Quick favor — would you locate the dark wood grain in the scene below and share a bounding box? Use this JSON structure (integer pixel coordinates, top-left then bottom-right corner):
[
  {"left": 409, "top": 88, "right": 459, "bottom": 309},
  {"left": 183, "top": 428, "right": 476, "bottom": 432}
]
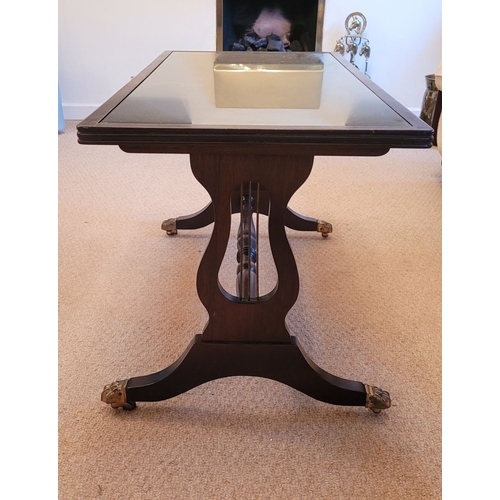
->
[
  {"left": 190, "top": 153, "right": 314, "bottom": 343},
  {"left": 126, "top": 335, "right": 367, "bottom": 407}
]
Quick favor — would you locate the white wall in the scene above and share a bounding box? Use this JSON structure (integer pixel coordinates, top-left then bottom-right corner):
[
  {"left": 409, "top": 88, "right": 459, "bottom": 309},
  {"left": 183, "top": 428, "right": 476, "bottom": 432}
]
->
[{"left": 58, "top": 0, "right": 441, "bottom": 119}]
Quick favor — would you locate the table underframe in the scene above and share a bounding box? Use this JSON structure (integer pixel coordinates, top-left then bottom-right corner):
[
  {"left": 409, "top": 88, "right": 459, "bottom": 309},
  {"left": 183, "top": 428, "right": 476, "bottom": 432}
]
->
[{"left": 101, "top": 153, "right": 391, "bottom": 413}]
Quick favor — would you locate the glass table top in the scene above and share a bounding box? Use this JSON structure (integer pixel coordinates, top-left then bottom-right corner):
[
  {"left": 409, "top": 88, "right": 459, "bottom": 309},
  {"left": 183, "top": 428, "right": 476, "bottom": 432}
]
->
[{"left": 101, "top": 51, "right": 409, "bottom": 129}]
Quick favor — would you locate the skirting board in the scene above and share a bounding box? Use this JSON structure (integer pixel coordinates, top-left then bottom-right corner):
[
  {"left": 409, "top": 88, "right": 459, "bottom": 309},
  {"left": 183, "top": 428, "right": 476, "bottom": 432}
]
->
[{"left": 62, "top": 105, "right": 101, "bottom": 121}]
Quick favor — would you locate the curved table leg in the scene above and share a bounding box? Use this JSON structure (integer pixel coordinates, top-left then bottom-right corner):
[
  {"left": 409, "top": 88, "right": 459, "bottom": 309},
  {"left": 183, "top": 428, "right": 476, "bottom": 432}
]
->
[
  {"left": 285, "top": 207, "right": 333, "bottom": 237},
  {"left": 160, "top": 192, "right": 260, "bottom": 236},
  {"left": 161, "top": 202, "right": 214, "bottom": 235},
  {"left": 101, "top": 335, "right": 391, "bottom": 413},
  {"left": 162, "top": 192, "right": 332, "bottom": 237}
]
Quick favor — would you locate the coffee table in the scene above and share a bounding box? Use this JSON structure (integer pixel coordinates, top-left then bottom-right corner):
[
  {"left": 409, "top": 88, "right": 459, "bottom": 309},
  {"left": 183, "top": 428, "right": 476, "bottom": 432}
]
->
[{"left": 77, "top": 51, "right": 433, "bottom": 413}]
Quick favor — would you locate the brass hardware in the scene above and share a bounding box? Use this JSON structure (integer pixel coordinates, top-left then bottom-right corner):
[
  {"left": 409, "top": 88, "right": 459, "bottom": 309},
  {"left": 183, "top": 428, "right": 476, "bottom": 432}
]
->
[
  {"left": 364, "top": 384, "right": 391, "bottom": 413},
  {"left": 101, "top": 379, "right": 136, "bottom": 410},
  {"left": 317, "top": 220, "right": 332, "bottom": 238},
  {"left": 161, "top": 218, "right": 177, "bottom": 235}
]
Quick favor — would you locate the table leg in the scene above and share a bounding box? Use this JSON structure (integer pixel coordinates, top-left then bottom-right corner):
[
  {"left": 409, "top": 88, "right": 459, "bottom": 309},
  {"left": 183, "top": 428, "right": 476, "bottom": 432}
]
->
[
  {"left": 284, "top": 207, "right": 333, "bottom": 237},
  {"left": 102, "top": 335, "right": 390, "bottom": 412},
  {"left": 162, "top": 192, "right": 332, "bottom": 237},
  {"left": 101, "top": 154, "right": 390, "bottom": 413},
  {"left": 161, "top": 202, "right": 214, "bottom": 235}
]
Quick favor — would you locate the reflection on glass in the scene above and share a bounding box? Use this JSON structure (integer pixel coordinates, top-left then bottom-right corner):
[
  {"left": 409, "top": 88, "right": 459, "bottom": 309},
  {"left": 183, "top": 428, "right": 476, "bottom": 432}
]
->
[
  {"left": 102, "top": 52, "right": 408, "bottom": 128},
  {"left": 213, "top": 52, "right": 324, "bottom": 109}
]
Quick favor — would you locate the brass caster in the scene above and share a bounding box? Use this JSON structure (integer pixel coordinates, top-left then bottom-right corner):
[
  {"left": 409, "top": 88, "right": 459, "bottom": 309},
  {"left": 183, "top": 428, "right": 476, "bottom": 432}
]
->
[
  {"left": 317, "top": 220, "right": 333, "bottom": 238},
  {"left": 101, "top": 379, "right": 137, "bottom": 411},
  {"left": 161, "top": 218, "right": 178, "bottom": 236},
  {"left": 364, "top": 384, "right": 391, "bottom": 413},
  {"left": 119, "top": 401, "right": 137, "bottom": 411}
]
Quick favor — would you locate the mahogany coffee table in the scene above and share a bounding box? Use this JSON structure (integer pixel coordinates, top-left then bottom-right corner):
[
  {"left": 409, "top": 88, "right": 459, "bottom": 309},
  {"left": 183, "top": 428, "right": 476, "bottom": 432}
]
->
[{"left": 77, "top": 51, "right": 433, "bottom": 413}]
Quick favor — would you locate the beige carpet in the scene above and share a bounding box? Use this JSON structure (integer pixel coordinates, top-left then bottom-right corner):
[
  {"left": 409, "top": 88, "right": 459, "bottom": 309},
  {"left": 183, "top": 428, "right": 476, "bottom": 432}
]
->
[{"left": 59, "top": 120, "right": 442, "bottom": 499}]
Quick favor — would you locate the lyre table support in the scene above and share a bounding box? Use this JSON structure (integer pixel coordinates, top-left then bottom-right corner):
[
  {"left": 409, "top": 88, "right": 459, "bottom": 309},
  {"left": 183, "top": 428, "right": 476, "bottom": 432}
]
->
[{"left": 101, "top": 153, "right": 391, "bottom": 413}]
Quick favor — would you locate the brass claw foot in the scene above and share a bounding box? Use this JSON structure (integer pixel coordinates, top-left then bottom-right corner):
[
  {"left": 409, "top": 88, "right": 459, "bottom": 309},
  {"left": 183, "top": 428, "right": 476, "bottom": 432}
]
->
[
  {"left": 101, "top": 379, "right": 137, "bottom": 410},
  {"left": 161, "top": 218, "right": 178, "bottom": 236},
  {"left": 317, "top": 220, "right": 333, "bottom": 238},
  {"left": 364, "top": 384, "right": 391, "bottom": 413}
]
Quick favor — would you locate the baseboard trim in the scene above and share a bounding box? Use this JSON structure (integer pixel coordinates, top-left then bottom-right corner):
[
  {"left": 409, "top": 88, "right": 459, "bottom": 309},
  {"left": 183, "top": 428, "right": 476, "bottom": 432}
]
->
[{"left": 62, "top": 105, "right": 99, "bottom": 121}]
